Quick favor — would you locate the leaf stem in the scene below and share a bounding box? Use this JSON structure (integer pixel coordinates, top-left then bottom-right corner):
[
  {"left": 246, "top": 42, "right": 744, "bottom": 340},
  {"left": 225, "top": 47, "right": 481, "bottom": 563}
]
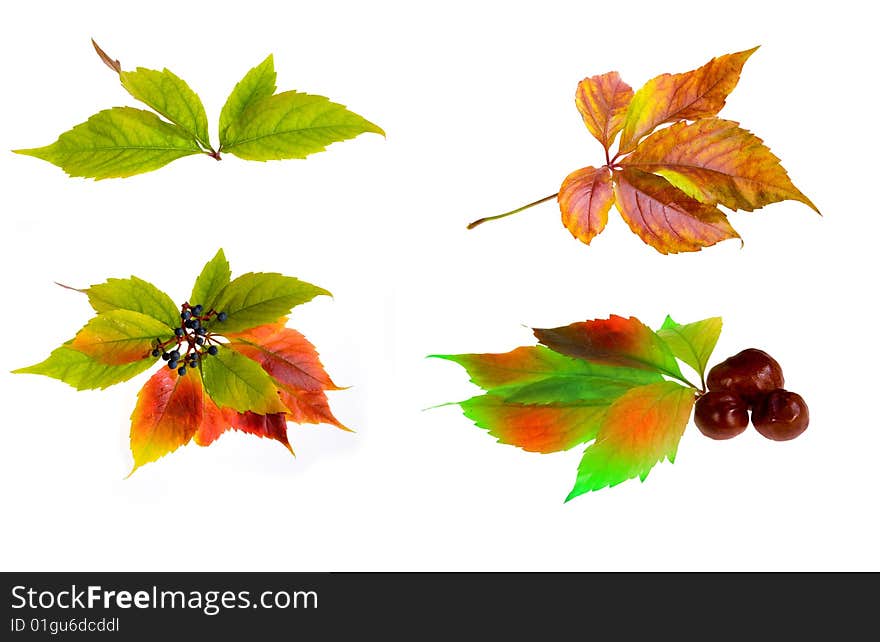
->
[
  {"left": 467, "top": 193, "right": 558, "bottom": 230},
  {"left": 91, "top": 39, "right": 121, "bottom": 74}
]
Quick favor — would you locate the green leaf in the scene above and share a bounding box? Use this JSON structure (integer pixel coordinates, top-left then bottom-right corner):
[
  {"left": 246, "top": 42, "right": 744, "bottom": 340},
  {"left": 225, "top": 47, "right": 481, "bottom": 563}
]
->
[
  {"left": 82, "top": 276, "right": 180, "bottom": 329},
  {"left": 14, "top": 107, "right": 202, "bottom": 179},
  {"left": 219, "top": 54, "right": 276, "bottom": 146},
  {"left": 433, "top": 347, "right": 661, "bottom": 403},
  {"left": 221, "top": 91, "right": 384, "bottom": 161},
  {"left": 566, "top": 381, "right": 696, "bottom": 500},
  {"left": 657, "top": 316, "right": 722, "bottom": 382},
  {"left": 211, "top": 272, "right": 330, "bottom": 334},
  {"left": 201, "top": 347, "right": 288, "bottom": 414},
  {"left": 70, "top": 310, "right": 174, "bottom": 365},
  {"left": 13, "top": 342, "right": 155, "bottom": 390},
  {"left": 119, "top": 67, "right": 211, "bottom": 148},
  {"left": 189, "top": 249, "right": 231, "bottom": 312}
]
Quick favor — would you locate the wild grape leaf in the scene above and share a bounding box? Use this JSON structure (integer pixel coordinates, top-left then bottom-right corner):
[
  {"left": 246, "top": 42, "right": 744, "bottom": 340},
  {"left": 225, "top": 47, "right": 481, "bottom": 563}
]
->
[
  {"left": 622, "top": 118, "right": 819, "bottom": 212},
  {"left": 470, "top": 47, "right": 817, "bottom": 254},
  {"left": 189, "top": 249, "right": 231, "bottom": 313},
  {"left": 438, "top": 314, "right": 718, "bottom": 497},
  {"left": 656, "top": 316, "right": 722, "bottom": 382},
  {"left": 226, "top": 320, "right": 340, "bottom": 392},
  {"left": 460, "top": 395, "right": 608, "bottom": 453},
  {"left": 558, "top": 166, "right": 614, "bottom": 245},
  {"left": 201, "top": 346, "right": 288, "bottom": 415},
  {"left": 440, "top": 345, "right": 662, "bottom": 453},
  {"left": 15, "top": 42, "right": 383, "bottom": 178},
  {"left": 13, "top": 342, "right": 156, "bottom": 390},
  {"left": 612, "top": 167, "right": 740, "bottom": 254},
  {"left": 70, "top": 309, "right": 173, "bottom": 365},
  {"left": 226, "top": 410, "right": 293, "bottom": 452},
  {"left": 227, "top": 320, "right": 348, "bottom": 430},
  {"left": 221, "top": 91, "right": 385, "bottom": 161},
  {"left": 130, "top": 368, "right": 203, "bottom": 472},
  {"left": 194, "top": 388, "right": 293, "bottom": 453},
  {"left": 575, "top": 71, "right": 633, "bottom": 151},
  {"left": 14, "top": 107, "right": 201, "bottom": 179},
  {"left": 80, "top": 276, "right": 180, "bottom": 329},
  {"left": 219, "top": 55, "right": 277, "bottom": 146},
  {"left": 15, "top": 248, "right": 347, "bottom": 472},
  {"left": 434, "top": 346, "right": 660, "bottom": 401},
  {"left": 211, "top": 272, "right": 330, "bottom": 334},
  {"left": 533, "top": 315, "right": 686, "bottom": 382},
  {"left": 119, "top": 67, "right": 211, "bottom": 149},
  {"left": 617, "top": 47, "right": 757, "bottom": 154},
  {"left": 566, "top": 381, "right": 696, "bottom": 499}
]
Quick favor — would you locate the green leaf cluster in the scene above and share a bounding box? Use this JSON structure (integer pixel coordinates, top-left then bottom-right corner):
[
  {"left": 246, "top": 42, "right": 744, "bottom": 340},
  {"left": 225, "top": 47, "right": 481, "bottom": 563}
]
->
[
  {"left": 14, "top": 42, "right": 383, "bottom": 179},
  {"left": 439, "top": 315, "right": 723, "bottom": 499}
]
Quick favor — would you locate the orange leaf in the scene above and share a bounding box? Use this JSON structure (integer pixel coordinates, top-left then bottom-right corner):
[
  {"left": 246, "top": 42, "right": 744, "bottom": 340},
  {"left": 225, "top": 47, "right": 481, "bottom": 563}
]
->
[
  {"left": 622, "top": 118, "right": 818, "bottom": 213},
  {"left": 461, "top": 394, "right": 606, "bottom": 453},
  {"left": 227, "top": 321, "right": 340, "bottom": 391},
  {"left": 612, "top": 167, "right": 740, "bottom": 254},
  {"left": 277, "top": 385, "right": 349, "bottom": 431},
  {"left": 558, "top": 166, "right": 614, "bottom": 245},
  {"left": 192, "top": 382, "right": 230, "bottom": 447},
  {"left": 575, "top": 71, "right": 633, "bottom": 151},
  {"left": 129, "top": 368, "right": 202, "bottom": 472},
  {"left": 618, "top": 47, "right": 757, "bottom": 154}
]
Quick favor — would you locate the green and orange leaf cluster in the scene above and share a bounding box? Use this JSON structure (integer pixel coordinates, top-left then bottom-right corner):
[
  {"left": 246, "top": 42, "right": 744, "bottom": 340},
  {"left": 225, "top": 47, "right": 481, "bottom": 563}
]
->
[
  {"left": 437, "top": 314, "right": 723, "bottom": 500},
  {"left": 14, "top": 41, "right": 383, "bottom": 179},
  {"left": 14, "top": 250, "right": 348, "bottom": 472},
  {"left": 472, "top": 48, "right": 818, "bottom": 254}
]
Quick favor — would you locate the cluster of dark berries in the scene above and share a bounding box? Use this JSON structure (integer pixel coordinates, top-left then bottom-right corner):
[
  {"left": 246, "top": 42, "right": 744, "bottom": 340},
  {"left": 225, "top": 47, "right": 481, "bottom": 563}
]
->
[
  {"left": 150, "top": 302, "right": 228, "bottom": 376},
  {"left": 694, "top": 349, "right": 809, "bottom": 442}
]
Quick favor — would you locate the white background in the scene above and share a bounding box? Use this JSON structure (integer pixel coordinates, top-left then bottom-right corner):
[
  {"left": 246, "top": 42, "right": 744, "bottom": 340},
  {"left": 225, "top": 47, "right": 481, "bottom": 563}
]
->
[{"left": 1, "top": 0, "right": 877, "bottom": 571}]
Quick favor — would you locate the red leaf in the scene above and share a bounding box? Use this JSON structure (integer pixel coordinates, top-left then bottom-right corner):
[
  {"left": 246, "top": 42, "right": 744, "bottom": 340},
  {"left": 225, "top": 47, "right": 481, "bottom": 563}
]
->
[
  {"left": 533, "top": 315, "right": 684, "bottom": 379},
  {"left": 223, "top": 408, "right": 293, "bottom": 454},
  {"left": 612, "top": 167, "right": 740, "bottom": 254}
]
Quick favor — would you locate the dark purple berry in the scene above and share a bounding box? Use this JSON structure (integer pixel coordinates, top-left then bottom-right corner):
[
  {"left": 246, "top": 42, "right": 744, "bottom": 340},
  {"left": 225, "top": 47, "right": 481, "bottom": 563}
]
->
[
  {"left": 181, "top": 310, "right": 192, "bottom": 320},
  {"left": 174, "top": 327, "right": 185, "bottom": 337},
  {"left": 177, "top": 366, "right": 187, "bottom": 376},
  {"left": 193, "top": 304, "right": 203, "bottom": 316},
  {"left": 151, "top": 348, "right": 160, "bottom": 357},
  {"left": 217, "top": 312, "right": 227, "bottom": 322},
  {"left": 195, "top": 337, "right": 205, "bottom": 345},
  {"left": 208, "top": 345, "right": 219, "bottom": 355},
  {"left": 161, "top": 352, "right": 170, "bottom": 361}
]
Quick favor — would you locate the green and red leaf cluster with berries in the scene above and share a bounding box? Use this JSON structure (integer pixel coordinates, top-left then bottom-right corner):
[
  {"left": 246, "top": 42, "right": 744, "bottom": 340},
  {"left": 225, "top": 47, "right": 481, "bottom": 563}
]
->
[
  {"left": 14, "top": 250, "right": 348, "bottom": 473},
  {"left": 13, "top": 40, "right": 384, "bottom": 179},
  {"left": 468, "top": 47, "right": 818, "bottom": 254}
]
